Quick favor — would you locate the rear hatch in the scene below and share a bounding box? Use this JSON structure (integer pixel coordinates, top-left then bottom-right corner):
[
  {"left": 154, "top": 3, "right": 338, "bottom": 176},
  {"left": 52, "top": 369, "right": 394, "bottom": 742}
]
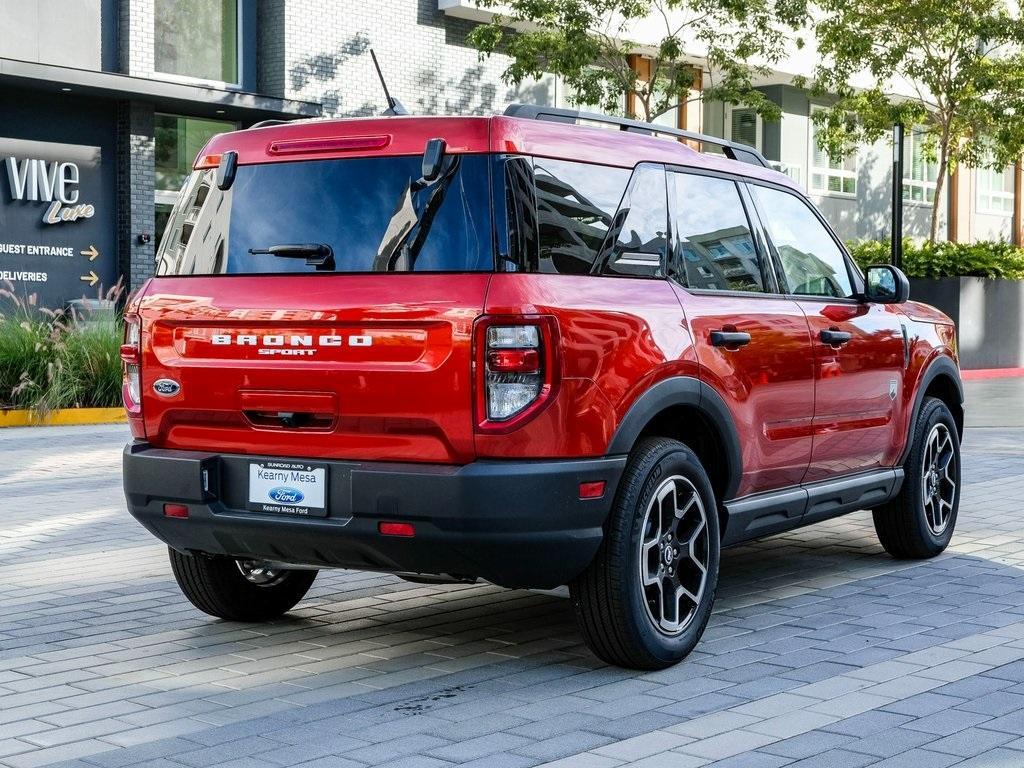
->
[{"left": 136, "top": 141, "right": 495, "bottom": 464}]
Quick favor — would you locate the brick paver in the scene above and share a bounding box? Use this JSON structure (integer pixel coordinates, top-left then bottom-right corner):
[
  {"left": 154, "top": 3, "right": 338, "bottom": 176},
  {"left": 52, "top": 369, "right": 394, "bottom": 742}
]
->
[{"left": 0, "top": 379, "right": 1022, "bottom": 767}]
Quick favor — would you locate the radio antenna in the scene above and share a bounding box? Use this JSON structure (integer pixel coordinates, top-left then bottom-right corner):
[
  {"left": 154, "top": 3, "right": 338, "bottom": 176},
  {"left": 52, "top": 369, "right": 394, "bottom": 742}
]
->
[{"left": 370, "top": 49, "right": 409, "bottom": 116}]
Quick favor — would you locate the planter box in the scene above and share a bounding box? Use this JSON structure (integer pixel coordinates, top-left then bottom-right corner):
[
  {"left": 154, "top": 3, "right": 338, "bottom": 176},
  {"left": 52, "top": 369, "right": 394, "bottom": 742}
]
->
[{"left": 910, "top": 277, "right": 1024, "bottom": 370}]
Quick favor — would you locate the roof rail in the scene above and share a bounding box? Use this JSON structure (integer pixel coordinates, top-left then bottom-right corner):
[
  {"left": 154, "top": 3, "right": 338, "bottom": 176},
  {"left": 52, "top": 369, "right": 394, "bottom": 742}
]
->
[
  {"left": 503, "top": 103, "right": 771, "bottom": 169},
  {"left": 248, "top": 118, "right": 298, "bottom": 129}
]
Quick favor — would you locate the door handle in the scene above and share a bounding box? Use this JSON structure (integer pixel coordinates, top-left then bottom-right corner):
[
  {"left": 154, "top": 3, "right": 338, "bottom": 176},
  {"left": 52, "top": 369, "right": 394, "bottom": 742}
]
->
[
  {"left": 710, "top": 330, "right": 752, "bottom": 348},
  {"left": 820, "top": 328, "right": 853, "bottom": 346}
]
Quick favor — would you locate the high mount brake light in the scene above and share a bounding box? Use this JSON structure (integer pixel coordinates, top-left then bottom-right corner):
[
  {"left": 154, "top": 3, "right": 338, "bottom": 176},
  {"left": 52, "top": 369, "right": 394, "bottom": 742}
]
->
[
  {"left": 475, "top": 318, "right": 558, "bottom": 431},
  {"left": 267, "top": 135, "right": 392, "bottom": 155},
  {"left": 122, "top": 316, "right": 142, "bottom": 416}
]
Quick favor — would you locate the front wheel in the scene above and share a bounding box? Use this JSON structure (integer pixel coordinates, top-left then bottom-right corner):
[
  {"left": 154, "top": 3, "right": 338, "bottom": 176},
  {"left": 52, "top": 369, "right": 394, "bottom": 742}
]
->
[
  {"left": 169, "top": 548, "right": 318, "bottom": 622},
  {"left": 873, "top": 397, "right": 961, "bottom": 559},
  {"left": 570, "top": 438, "right": 720, "bottom": 670}
]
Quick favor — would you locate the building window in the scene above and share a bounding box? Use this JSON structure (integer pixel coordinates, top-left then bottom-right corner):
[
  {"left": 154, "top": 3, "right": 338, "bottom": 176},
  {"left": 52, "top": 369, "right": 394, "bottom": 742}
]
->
[
  {"left": 903, "top": 129, "right": 938, "bottom": 204},
  {"left": 154, "top": 0, "right": 238, "bottom": 84},
  {"left": 977, "top": 164, "right": 1014, "bottom": 216},
  {"left": 154, "top": 114, "right": 236, "bottom": 241},
  {"left": 810, "top": 106, "right": 856, "bottom": 196}
]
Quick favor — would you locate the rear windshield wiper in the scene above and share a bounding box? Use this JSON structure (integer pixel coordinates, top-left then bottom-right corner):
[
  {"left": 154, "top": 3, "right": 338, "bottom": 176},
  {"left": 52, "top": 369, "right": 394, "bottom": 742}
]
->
[{"left": 248, "top": 243, "right": 335, "bottom": 271}]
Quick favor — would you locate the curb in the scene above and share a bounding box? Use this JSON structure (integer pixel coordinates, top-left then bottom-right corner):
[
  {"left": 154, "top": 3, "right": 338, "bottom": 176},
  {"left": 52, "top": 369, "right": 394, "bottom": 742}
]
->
[
  {"left": 0, "top": 408, "right": 127, "bottom": 428},
  {"left": 961, "top": 368, "right": 1024, "bottom": 381}
]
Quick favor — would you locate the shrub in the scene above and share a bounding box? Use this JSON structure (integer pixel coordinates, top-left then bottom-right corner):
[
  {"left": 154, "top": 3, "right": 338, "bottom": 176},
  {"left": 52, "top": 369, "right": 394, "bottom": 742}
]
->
[
  {"left": 847, "top": 240, "right": 1024, "bottom": 280},
  {"left": 0, "top": 284, "right": 124, "bottom": 413}
]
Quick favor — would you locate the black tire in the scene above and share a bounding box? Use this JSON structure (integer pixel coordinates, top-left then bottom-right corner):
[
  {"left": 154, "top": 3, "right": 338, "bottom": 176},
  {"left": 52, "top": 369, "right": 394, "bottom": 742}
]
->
[
  {"left": 873, "top": 397, "right": 961, "bottom": 559},
  {"left": 570, "top": 437, "right": 720, "bottom": 670},
  {"left": 168, "top": 548, "right": 318, "bottom": 621}
]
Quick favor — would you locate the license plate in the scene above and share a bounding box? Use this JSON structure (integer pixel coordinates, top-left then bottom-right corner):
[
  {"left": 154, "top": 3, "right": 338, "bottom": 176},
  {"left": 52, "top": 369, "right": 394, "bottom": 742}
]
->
[{"left": 247, "top": 460, "right": 328, "bottom": 517}]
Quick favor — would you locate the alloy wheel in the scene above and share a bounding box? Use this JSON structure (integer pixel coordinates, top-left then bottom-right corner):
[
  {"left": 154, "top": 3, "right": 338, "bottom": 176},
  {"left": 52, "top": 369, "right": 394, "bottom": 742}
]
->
[
  {"left": 920, "top": 422, "right": 957, "bottom": 535},
  {"left": 639, "top": 475, "right": 710, "bottom": 636}
]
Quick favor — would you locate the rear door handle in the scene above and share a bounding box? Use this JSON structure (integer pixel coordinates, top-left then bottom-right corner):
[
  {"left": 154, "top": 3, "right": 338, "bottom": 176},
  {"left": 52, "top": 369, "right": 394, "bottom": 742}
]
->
[
  {"left": 820, "top": 328, "right": 853, "bottom": 346},
  {"left": 710, "top": 330, "right": 752, "bottom": 348}
]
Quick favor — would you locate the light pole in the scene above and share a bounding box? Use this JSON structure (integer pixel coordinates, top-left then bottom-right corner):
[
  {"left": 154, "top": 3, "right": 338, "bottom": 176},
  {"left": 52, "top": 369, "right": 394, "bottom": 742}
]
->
[{"left": 892, "top": 123, "right": 905, "bottom": 268}]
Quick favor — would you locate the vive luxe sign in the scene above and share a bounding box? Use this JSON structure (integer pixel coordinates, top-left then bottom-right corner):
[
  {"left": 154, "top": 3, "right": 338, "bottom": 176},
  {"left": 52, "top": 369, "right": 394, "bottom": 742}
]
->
[{"left": 4, "top": 157, "right": 96, "bottom": 224}]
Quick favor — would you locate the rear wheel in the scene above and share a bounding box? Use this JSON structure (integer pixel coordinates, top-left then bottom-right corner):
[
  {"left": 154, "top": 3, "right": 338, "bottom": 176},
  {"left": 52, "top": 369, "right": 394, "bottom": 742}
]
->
[
  {"left": 570, "top": 438, "right": 720, "bottom": 669},
  {"left": 168, "top": 548, "right": 318, "bottom": 621},
  {"left": 873, "top": 397, "right": 960, "bottom": 558}
]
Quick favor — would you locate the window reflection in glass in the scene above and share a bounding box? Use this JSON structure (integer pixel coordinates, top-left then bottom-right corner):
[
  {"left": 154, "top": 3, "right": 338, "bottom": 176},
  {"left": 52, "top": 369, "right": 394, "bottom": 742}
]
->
[
  {"left": 668, "top": 173, "right": 765, "bottom": 292},
  {"left": 601, "top": 164, "right": 668, "bottom": 278},
  {"left": 751, "top": 185, "right": 854, "bottom": 299},
  {"left": 534, "top": 158, "right": 630, "bottom": 274},
  {"left": 155, "top": 0, "right": 238, "bottom": 83}
]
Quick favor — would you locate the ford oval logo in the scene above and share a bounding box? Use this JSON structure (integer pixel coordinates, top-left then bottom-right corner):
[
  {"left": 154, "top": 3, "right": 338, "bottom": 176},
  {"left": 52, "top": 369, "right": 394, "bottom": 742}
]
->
[
  {"left": 152, "top": 379, "right": 180, "bottom": 396},
  {"left": 268, "top": 487, "right": 304, "bottom": 504}
]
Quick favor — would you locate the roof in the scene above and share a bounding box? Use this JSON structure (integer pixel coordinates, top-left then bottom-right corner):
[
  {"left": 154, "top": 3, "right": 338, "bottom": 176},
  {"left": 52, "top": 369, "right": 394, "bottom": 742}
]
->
[{"left": 197, "top": 114, "right": 796, "bottom": 189}]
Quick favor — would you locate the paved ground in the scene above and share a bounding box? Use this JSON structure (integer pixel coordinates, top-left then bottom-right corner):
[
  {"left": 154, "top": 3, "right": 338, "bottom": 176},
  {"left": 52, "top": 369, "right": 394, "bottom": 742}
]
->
[{"left": 1, "top": 379, "right": 1023, "bottom": 768}]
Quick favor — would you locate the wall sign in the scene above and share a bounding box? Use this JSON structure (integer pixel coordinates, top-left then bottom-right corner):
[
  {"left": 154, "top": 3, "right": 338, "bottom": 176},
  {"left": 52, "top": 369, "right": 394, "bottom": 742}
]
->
[{"left": 0, "top": 138, "right": 115, "bottom": 308}]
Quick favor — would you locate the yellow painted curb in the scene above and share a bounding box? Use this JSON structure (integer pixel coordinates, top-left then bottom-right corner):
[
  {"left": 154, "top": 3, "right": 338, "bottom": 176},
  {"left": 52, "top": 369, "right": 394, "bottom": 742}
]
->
[{"left": 0, "top": 407, "right": 127, "bottom": 428}]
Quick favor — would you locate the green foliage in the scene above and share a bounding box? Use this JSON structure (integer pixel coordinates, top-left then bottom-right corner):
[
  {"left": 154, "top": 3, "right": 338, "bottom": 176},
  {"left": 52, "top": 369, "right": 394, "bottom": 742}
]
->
[
  {"left": 0, "top": 285, "right": 124, "bottom": 413},
  {"left": 847, "top": 240, "right": 1024, "bottom": 280},
  {"left": 467, "top": 0, "right": 808, "bottom": 122},
  {"left": 808, "top": 0, "right": 1024, "bottom": 242}
]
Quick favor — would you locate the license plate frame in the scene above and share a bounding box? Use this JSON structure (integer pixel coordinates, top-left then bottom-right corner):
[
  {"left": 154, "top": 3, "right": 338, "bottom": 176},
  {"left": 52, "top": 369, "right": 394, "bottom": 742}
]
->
[{"left": 247, "top": 460, "right": 328, "bottom": 517}]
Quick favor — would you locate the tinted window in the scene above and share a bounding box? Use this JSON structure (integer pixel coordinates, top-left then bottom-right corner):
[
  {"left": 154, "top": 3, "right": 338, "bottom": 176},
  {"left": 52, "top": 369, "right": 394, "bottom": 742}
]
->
[
  {"left": 598, "top": 164, "right": 668, "bottom": 278},
  {"left": 668, "top": 172, "right": 766, "bottom": 292},
  {"left": 534, "top": 158, "right": 630, "bottom": 274},
  {"left": 751, "top": 185, "right": 854, "bottom": 298},
  {"left": 156, "top": 155, "right": 493, "bottom": 275}
]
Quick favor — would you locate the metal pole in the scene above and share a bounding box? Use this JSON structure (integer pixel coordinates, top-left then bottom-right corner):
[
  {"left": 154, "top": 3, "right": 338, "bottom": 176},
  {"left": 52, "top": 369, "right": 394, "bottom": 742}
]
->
[{"left": 892, "top": 123, "right": 905, "bottom": 268}]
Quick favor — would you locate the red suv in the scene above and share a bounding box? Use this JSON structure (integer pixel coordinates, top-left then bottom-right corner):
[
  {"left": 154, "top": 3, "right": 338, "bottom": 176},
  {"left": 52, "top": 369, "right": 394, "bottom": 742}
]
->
[{"left": 122, "top": 106, "right": 964, "bottom": 669}]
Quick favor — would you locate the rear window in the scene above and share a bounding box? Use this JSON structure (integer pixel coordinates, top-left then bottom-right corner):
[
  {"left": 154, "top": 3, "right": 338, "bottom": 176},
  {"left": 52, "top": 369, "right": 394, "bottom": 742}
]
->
[{"left": 156, "top": 154, "right": 493, "bottom": 275}]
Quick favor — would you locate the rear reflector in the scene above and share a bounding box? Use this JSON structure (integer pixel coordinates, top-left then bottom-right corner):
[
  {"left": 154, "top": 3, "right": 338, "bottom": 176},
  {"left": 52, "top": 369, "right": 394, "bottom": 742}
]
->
[
  {"left": 163, "top": 504, "right": 189, "bottom": 519},
  {"left": 378, "top": 521, "right": 415, "bottom": 537},
  {"left": 578, "top": 481, "right": 606, "bottom": 499},
  {"left": 195, "top": 153, "right": 222, "bottom": 169},
  {"left": 268, "top": 135, "right": 391, "bottom": 155}
]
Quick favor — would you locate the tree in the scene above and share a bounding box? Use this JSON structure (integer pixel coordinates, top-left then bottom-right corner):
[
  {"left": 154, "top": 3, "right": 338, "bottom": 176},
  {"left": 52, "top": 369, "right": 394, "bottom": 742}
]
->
[
  {"left": 467, "top": 0, "right": 808, "bottom": 125},
  {"left": 809, "top": 0, "right": 1024, "bottom": 243}
]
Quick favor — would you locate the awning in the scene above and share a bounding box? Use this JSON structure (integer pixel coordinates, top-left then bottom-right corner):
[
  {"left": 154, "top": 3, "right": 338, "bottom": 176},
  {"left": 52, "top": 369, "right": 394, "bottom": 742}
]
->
[{"left": 0, "top": 58, "right": 321, "bottom": 122}]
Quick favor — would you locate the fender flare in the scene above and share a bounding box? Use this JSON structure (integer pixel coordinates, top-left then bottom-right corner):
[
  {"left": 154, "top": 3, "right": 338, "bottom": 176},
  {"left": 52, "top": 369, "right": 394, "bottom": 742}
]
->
[
  {"left": 899, "top": 355, "right": 964, "bottom": 465},
  {"left": 607, "top": 376, "right": 743, "bottom": 501}
]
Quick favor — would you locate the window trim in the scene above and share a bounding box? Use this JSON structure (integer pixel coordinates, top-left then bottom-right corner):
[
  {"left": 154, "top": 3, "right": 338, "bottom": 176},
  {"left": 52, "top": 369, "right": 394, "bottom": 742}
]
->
[
  {"left": 808, "top": 104, "right": 858, "bottom": 199},
  {"left": 742, "top": 177, "right": 864, "bottom": 303},
  {"left": 976, "top": 164, "right": 1015, "bottom": 217},
  {"left": 153, "top": 0, "right": 243, "bottom": 89},
  {"left": 665, "top": 166, "right": 784, "bottom": 297}
]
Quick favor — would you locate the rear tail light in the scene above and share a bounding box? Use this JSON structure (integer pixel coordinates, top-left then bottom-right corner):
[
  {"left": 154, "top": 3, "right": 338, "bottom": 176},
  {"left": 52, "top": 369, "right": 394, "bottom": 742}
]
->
[
  {"left": 475, "top": 317, "right": 558, "bottom": 431},
  {"left": 122, "top": 315, "right": 141, "bottom": 416}
]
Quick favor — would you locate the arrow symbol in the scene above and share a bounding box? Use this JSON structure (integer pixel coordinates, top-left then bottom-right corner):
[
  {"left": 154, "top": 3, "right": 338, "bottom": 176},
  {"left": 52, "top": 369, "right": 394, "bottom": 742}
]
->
[
  {"left": 80, "top": 245, "right": 99, "bottom": 261},
  {"left": 80, "top": 271, "right": 99, "bottom": 287}
]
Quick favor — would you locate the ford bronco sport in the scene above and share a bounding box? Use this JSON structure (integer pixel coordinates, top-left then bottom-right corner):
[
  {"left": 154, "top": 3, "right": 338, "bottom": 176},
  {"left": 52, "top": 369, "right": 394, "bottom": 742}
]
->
[{"left": 122, "top": 105, "right": 964, "bottom": 669}]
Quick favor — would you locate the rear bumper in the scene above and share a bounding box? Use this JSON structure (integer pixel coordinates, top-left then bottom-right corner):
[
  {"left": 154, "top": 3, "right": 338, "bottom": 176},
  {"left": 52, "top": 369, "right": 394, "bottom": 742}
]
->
[{"left": 122, "top": 442, "right": 625, "bottom": 589}]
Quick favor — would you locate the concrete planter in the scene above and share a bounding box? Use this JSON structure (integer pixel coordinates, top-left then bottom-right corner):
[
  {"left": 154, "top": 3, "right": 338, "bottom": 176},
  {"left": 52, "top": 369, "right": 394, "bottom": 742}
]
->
[{"left": 910, "top": 277, "right": 1024, "bottom": 370}]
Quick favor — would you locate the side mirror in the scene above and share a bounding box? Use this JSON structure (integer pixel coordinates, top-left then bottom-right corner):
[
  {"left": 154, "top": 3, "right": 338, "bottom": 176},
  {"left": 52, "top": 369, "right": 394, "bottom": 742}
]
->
[{"left": 864, "top": 264, "right": 910, "bottom": 304}]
